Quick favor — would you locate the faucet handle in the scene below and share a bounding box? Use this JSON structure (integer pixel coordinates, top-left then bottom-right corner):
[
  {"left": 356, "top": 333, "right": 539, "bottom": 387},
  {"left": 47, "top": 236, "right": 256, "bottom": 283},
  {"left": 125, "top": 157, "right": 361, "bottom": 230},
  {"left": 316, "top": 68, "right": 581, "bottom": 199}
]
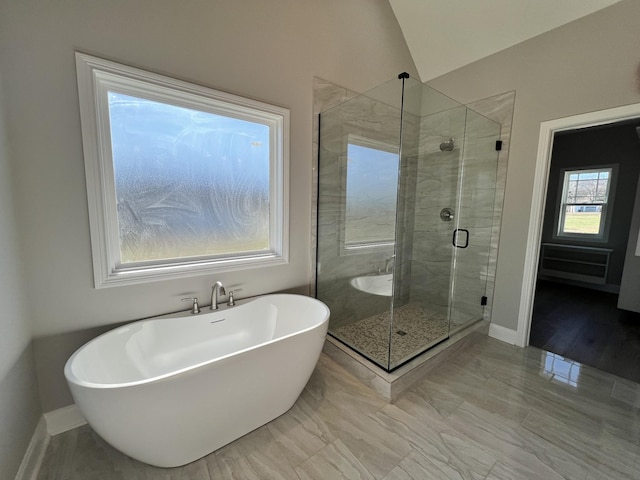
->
[
  {"left": 181, "top": 297, "right": 201, "bottom": 314},
  {"left": 227, "top": 289, "right": 243, "bottom": 306}
]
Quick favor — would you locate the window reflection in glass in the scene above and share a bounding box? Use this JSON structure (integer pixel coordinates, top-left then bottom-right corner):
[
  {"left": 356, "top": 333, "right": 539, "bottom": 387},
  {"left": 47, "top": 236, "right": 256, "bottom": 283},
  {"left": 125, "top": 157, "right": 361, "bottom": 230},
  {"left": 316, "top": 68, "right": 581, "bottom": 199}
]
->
[
  {"left": 344, "top": 142, "right": 399, "bottom": 247},
  {"left": 541, "top": 351, "right": 581, "bottom": 388}
]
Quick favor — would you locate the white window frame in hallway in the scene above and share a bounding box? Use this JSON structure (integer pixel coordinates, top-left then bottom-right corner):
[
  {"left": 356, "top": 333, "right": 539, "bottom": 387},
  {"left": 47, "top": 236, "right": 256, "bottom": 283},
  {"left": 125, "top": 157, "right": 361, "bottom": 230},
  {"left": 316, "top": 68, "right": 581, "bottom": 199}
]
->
[{"left": 555, "top": 166, "right": 616, "bottom": 241}]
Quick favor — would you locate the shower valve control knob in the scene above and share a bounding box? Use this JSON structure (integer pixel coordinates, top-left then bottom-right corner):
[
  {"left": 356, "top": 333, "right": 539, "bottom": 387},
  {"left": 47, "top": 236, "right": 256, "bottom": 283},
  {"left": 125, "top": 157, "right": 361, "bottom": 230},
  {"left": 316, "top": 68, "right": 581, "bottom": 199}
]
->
[{"left": 440, "top": 208, "right": 455, "bottom": 222}]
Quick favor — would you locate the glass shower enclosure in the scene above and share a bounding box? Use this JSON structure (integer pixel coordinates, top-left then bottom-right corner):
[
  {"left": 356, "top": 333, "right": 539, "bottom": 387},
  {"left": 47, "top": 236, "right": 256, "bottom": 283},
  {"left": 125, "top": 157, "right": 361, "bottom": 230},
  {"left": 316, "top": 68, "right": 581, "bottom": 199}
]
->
[{"left": 316, "top": 74, "right": 501, "bottom": 371}]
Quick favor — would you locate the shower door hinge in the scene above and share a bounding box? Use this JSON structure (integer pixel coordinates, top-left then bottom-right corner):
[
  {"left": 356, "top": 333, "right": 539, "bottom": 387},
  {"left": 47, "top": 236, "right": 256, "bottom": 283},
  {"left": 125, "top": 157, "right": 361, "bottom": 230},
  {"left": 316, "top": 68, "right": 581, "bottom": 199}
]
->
[
  {"left": 481, "top": 296, "right": 488, "bottom": 306},
  {"left": 495, "top": 140, "right": 503, "bottom": 151}
]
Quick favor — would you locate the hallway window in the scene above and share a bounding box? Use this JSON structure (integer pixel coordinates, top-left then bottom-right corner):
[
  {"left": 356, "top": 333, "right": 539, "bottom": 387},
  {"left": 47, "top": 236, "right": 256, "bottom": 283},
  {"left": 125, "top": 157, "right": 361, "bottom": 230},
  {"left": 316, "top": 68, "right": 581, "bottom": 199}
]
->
[
  {"left": 76, "top": 53, "right": 289, "bottom": 287},
  {"left": 557, "top": 167, "right": 614, "bottom": 240}
]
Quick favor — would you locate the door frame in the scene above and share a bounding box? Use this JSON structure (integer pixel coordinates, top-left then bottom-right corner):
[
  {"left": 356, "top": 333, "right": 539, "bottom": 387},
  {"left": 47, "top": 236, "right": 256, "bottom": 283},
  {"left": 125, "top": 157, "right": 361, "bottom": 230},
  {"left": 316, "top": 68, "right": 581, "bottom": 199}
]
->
[{"left": 516, "top": 102, "right": 640, "bottom": 347}]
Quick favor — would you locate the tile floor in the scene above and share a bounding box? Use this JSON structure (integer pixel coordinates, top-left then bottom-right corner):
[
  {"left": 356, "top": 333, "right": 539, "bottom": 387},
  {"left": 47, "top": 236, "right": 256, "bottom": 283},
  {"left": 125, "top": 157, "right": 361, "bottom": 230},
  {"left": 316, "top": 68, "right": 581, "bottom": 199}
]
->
[{"left": 36, "top": 332, "right": 640, "bottom": 479}]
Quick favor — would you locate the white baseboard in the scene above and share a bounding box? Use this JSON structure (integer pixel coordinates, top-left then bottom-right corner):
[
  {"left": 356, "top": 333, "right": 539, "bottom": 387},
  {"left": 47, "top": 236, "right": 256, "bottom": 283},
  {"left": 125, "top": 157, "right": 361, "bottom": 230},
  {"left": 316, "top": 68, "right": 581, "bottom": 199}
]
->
[
  {"left": 15, "top": 417, "right": 49, "bottom": 480},
  {"left": 489, "top": 323, "right": 519, "bottom": 345},
  {"left": 43, "top": 404, "right": 86, "bottom": 436}
]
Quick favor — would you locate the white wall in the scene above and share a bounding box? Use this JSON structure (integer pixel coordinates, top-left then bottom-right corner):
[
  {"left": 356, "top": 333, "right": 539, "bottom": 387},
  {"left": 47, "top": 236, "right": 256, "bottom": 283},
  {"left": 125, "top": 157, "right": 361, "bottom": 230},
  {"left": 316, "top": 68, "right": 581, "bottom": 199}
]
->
[
  {"left": 0, "top": 71, "right": 41, "bottom": 480},
  {"left": 428, "top": 0, "right": 640, "bottom": 333},
  {"left": 0, "top": 0, "right": 417, "bottom": 410}
]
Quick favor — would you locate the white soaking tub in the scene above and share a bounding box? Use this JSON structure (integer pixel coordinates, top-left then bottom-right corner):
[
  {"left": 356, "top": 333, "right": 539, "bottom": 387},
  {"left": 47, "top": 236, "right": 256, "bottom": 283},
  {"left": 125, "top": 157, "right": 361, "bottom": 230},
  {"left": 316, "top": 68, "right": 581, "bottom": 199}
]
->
[{"left": 64, "top": 294, "right": 330, "bottom": 468}]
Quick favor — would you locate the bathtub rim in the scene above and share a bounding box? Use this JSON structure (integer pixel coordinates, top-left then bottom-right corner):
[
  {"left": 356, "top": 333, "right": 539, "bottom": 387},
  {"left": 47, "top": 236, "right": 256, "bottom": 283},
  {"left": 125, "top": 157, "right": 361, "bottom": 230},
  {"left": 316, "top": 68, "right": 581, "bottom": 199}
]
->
[{"left": 64, "top": 293, "right": 329, "bottom": 390}]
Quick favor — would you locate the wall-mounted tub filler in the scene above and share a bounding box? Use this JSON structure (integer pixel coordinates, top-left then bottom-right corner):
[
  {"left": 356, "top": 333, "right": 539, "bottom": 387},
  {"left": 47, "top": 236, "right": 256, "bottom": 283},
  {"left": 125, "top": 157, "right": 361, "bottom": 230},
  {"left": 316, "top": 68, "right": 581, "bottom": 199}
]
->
[{"left": 64, "top": 294, "right": 330, "bottom": 468}]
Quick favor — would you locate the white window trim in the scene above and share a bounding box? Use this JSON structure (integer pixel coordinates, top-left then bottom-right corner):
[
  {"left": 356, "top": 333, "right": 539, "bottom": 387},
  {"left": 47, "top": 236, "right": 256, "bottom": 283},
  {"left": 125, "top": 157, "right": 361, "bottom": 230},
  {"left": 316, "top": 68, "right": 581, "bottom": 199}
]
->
[
  {"left": 553, "top": 165, "right": 617, "bottom": 243},
  {"left": 76, "top": 52, "right": 289, "bottom": 288}
]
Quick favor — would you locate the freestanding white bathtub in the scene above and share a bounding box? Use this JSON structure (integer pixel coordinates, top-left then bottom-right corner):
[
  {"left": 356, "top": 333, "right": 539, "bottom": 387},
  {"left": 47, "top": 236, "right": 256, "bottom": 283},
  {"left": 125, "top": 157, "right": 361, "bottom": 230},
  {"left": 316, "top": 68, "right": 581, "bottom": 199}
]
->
[{"left": 64, "top": 294, "right": 329, "bottom": 468}]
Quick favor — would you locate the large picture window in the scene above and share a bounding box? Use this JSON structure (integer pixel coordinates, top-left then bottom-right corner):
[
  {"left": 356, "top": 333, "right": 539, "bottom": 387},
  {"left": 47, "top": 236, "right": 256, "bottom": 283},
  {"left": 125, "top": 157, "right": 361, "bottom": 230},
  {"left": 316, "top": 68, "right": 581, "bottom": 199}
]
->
[
  {"left": 76, "top": 53, "right": 289, "bottom": 287},
  {"left": 556, "top": 167, "right": 615, "bottom": 240}
]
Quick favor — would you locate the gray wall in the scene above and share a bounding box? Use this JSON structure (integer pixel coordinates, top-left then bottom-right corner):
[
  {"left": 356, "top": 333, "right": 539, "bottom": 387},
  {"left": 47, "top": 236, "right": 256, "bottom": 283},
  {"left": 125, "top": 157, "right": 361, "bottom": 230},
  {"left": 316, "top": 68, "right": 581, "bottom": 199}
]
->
[
  {"left": 0, "top": 0, "right": 417, "bottom": 411},
  {"left": 541, "top": 122, "right": 640, "bottom": 286},
  {"left": 0, "top": 73, "right": 41, "bottom": 480},
  {"left": 428, "top": 0, "right": 640, "bottom": 332}
]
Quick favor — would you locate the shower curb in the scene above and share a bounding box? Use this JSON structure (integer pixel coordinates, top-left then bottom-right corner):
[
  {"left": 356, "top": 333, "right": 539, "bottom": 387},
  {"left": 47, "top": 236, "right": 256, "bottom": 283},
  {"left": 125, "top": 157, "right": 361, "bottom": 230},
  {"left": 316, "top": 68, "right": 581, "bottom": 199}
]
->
[{"left": 322, "top": 319, "right": 489, "bottom": 401}]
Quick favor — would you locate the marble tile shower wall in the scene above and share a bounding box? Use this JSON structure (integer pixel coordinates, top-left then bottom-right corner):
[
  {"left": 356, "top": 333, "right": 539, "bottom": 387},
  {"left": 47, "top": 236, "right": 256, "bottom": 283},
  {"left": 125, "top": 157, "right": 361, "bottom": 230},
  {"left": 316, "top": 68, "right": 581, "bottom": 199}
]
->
[
  {"left": 311, "top": 78, "right": 359, "bottom": 298},
  {"left": 394, "top": 107, "right": 422, "bottom": 308},
  {"left": 409, "top": 107, "right": 467, "bottom": 319},
  {"left": 316, "top": 88, "right": 403, "bottom": 329}
]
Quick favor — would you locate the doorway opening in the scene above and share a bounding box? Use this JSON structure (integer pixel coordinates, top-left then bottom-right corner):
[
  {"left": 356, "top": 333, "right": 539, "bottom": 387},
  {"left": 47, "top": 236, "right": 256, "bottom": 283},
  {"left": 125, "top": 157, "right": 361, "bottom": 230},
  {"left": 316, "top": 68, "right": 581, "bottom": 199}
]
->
[{"left": 517, "top": 104, "right": 640, "bottom": 380}]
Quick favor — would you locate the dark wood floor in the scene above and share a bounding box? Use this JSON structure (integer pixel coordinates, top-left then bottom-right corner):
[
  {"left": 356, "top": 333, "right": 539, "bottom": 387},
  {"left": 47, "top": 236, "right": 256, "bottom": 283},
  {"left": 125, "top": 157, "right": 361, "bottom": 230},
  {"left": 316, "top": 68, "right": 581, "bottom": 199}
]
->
[{"left": 530, "top": 279, "right": 640, "bottom": 383}]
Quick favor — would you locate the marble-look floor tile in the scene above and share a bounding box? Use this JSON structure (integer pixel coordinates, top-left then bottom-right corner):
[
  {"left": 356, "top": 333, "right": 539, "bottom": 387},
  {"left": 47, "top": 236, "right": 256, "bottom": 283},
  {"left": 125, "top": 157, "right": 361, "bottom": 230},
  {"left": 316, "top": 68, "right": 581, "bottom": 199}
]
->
[
  {"left": 37, "top": 425, "right": 212, "bottom": 480},
  {"left": 446, "top": 402, "right": 589, "bottom": 480},
  {"left": 314, "top": 399, "right": 412, "bottom": 479},
  {"left": 295, "top": 439, "right": 375, "bottom": 480},
  {"left": 392, "top": 382, "right": 464, "bottom": 421},
  {"left": 490, "top": 367, "right": 606, "bottom": 437},
  {"left": 382, "top": 447, "right": 490, "bottom": 480},
  {"left": 600, "top": 416, "right": 640, "bottom": 448},
  {"left": 301, "top": 354, "right": 387, "bottom": 414},
  {"left": 410, "top": 363, "right": 531, "bottom": 425},
  {"left": 611, "top": 377, "right": 640, "bottom": 408},
  {"left": 214, "top": 426, "right": 299, "bottom": 480},
  {"left": 266, "top": 395, "right": 336, "bottom": 467},
  {"left": 36, "top": 333, "right": 640, "bottom": 480},
  {"left": 375, "top": 404, "right": 497, "bottom": 480},
  {"left": 520, "top": 409, "right": 639, "bottom": 479},
  {"left": 484, "top": 459, "right": 565, "bottom": 480},
  {"left": 513, "top": 427, "right": 591, "bottom": 480}
]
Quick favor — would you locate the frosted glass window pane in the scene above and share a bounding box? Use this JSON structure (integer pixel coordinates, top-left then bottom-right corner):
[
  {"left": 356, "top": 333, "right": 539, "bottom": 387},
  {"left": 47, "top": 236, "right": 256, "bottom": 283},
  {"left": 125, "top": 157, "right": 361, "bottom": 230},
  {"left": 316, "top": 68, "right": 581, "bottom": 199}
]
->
[
  {"left": 108, "top": 92, "right": 270, "bottom": 263},
  {"left": 344, "top": 143, "right": 399, "bottom": 245}
]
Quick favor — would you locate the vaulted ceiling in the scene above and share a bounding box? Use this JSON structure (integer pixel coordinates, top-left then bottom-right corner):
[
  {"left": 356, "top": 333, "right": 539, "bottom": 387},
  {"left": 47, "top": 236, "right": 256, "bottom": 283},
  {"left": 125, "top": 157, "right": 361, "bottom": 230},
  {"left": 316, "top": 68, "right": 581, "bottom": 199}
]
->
[{"left": 389, "top": 0, "right": 624, "bottom": 81}]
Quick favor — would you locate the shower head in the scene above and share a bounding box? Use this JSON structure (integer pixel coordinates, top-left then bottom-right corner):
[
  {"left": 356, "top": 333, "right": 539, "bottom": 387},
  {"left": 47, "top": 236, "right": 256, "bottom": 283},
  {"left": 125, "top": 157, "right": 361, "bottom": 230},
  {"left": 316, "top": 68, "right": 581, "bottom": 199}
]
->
[{"left": 439, "top": 138, "right": 455, "bottom": 152}]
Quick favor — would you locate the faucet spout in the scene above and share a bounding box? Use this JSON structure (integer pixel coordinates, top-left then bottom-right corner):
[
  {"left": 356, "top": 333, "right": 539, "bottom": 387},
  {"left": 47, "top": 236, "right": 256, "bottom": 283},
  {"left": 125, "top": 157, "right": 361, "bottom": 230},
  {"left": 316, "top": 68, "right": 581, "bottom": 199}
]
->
[
  {"left": 210, "top": 281, "right": 226, "bottom": 310},
  {"left": 385, "top": 255, "right": 395, "bottom": 274}
]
